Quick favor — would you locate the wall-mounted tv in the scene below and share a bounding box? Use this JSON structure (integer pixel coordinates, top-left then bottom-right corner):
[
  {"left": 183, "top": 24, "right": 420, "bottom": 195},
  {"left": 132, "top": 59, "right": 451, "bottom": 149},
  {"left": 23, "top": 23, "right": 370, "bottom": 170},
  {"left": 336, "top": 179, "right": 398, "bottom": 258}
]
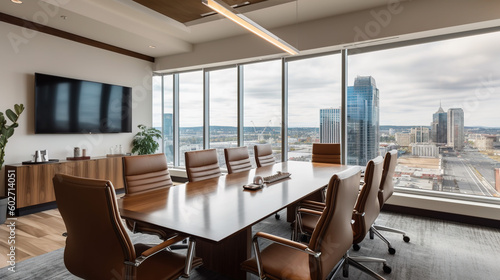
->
[{"left": 35, "top": 73, "right": 132, "bottom": 134}]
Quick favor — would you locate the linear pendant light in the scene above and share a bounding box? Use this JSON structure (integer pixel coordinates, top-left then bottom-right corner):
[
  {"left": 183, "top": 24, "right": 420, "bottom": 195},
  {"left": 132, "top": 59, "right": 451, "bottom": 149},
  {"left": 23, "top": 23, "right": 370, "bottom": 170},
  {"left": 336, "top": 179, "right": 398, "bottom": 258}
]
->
[{"left": 202, "top": 0, "right": 299, "bottom": 55}]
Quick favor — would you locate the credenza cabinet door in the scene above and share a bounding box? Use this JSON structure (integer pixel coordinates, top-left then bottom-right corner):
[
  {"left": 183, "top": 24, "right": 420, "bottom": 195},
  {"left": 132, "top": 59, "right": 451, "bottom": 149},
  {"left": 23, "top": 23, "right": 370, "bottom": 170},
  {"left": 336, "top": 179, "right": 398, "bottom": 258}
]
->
[{"left": 5, "top": 157, "right": 124, "bottom": 210}]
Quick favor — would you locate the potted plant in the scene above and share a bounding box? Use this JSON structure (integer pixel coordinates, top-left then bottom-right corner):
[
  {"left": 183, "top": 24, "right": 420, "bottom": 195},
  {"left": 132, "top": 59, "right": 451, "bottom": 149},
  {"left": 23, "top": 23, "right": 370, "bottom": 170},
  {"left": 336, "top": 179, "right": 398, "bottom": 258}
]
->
[
  {"left": 0, "top": 104, "right": 24, "bottom": 224},
  {"left": 131, "top": 124, "right": 162, "bottom": 155}
]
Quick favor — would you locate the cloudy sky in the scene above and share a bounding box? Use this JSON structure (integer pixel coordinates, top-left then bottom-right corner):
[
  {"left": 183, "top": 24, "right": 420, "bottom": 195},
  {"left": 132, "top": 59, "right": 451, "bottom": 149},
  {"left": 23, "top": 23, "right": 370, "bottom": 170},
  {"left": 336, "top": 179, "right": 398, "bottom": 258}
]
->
[
  {"left": 154, "top": 30, "right": 500, "bottom": 129},
  {"left": 349, "top": 31, "right": 500, "bottom": 128}
]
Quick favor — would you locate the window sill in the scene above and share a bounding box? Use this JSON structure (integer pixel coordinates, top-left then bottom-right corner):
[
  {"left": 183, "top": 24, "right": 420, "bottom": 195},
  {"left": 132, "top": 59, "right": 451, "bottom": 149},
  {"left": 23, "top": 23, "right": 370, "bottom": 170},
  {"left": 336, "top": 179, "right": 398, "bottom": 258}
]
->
[{"left": 387, "top": 191, "right": 500, "bottom": 223}]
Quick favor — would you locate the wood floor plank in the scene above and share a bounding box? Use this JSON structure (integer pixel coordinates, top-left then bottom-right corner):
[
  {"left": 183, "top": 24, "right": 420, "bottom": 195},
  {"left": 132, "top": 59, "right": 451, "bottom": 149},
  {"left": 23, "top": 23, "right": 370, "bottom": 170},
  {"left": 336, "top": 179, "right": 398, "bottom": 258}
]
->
[{"left": 0, "top": 209, "right": 67, "bottom": 269}]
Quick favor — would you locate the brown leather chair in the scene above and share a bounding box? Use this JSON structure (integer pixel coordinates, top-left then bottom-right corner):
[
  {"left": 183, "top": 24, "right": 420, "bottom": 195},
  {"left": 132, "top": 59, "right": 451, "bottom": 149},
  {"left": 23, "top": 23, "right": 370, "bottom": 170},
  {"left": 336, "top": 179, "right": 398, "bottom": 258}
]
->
[
  {"left": 312, "top": 143, "right": 341, "bottom": 164},
  {"left": 122, "top": 154, "right": 180, "bottom": 242},
  {"left": 310, "top": 143, "right": 341, "bottom": 203},
  {"left": 224, "top": 146, "right": 252, "bottom": 174},
  {"left": 53, "top": 174, "right": 202, "bottom": 280},
  {"left": 348, "top": 156, "right": 392, "bottom": 276},
  {"left": 254, "top": 144, "right": 275, "bottom": 167},
  {"left": 123, "top": 153, "right": 173, "bottom": 194},
  {"left": 185, "top": 149, "right": 222, "bottom": 182},
  {"left": 253, "top": 144, "right": 281, "bottom": 219},
  {"left": 296, "top": 157, "right": 392, "bottom": 278},
  {"left": 241, "top": 167, "right": 361, "bottom": 280},
  {"left": 371, "top": 150, "right": 410, "bottom": 254},
  {"left": 287, "top": 143, "right": 341, "bottom": 223}
]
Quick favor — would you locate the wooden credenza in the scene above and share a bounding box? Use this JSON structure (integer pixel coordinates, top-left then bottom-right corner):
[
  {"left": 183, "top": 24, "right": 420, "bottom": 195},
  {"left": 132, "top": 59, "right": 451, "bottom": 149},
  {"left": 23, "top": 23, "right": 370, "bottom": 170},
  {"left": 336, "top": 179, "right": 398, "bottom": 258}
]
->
[{"left": 5, "top": 156, "right": 124, "bottom": 215}]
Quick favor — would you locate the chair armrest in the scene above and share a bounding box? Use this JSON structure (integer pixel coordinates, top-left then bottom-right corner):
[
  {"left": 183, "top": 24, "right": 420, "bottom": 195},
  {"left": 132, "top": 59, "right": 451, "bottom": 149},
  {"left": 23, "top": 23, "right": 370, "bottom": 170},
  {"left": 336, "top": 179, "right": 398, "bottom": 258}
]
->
[
  {"left": 252, "top": 232, "right": 320, "bottom": 279},
  {"left": 254, "top": 232, "right": 319, "bottom": 257},
  {"left": 141, "top": 234, "right": 187, "bottom": 257},
  {"left": 297, "top": 208, "right": 323, "bottom": 217},
  {"left": 127, "top": 234, "right": 188, "bottom": 267},
  {"left": 300, "top": 200, "right": 326, "bottom": 208},
  {"left": 294, "top": 208, "right": 322, "bottom": 241},
  {"left": 298, "top": 200, "right": 326, "bottom": 212}
]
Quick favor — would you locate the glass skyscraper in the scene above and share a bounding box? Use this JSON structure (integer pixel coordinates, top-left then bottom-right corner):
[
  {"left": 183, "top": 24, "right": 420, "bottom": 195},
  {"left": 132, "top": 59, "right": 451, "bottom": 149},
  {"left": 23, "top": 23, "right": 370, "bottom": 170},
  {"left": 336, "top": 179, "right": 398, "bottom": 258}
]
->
[
  {"left": 163, "top": 113, "right": 174, "bottom": 163},
  {"left": 347, "top": 76, "right": 380, "bottom": 166},
  {"left": 447, "top": 108, "right": 464, "bottom": 151},
  {"left": 431, "top": 104, "right": 447, "bottom": 145},
  {"left": 319, "top": 108, "right": 341, "bottom": 143}
]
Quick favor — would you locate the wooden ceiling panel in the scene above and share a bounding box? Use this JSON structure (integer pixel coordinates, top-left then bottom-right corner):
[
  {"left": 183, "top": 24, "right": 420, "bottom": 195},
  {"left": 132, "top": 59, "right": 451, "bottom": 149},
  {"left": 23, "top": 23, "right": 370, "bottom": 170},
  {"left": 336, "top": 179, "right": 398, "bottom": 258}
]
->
[{"left": 133, "top": 0, "right": 267, "bottom": 23}]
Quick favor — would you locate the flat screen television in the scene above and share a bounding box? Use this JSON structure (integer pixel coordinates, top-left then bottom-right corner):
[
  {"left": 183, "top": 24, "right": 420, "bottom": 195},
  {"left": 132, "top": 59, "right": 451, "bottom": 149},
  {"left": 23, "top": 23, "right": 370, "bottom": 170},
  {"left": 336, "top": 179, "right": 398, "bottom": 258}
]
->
[{"left": 35, "top": 73, "right": 132, "bottom": 134}]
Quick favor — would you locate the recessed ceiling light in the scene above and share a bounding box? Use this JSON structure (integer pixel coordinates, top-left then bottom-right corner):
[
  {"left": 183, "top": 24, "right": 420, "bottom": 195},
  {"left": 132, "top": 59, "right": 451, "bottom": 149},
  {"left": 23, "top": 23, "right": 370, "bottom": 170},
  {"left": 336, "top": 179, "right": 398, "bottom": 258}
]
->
[
  {"left": 148, "top": 45, "right": 156, "bottom": 49},
  {"left": 60, "top": 15, "right": 68, "bottom": 20},
  {"left": 11, "top": 0, "right": 23, "bottom": 4}
]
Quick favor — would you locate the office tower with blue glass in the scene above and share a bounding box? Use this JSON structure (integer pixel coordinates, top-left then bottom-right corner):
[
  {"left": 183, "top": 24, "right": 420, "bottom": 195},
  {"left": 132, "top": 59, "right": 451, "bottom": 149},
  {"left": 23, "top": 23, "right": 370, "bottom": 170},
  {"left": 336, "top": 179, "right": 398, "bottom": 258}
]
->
[
  {"left": 163, "top": 113, "right": 173, "bottom": 162},
  {"left": 347, "top": 76, "right": 380, "bottom": 166},
  {"left": 320, "top": 108, "right": 341, "bottom": 143},
  {"left": 447, "top": 108, "right": 464, "bottom": 151},
  {"left": 431, "top": 104, "right": 447, "bottom": 145}
]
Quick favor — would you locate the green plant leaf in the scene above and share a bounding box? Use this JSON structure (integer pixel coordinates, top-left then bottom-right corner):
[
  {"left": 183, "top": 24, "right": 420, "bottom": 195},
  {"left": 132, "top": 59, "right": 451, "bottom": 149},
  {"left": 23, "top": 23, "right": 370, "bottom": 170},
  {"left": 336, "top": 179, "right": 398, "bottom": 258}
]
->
[
  {"left": 4, "top": 127, "right": 14, "bottom": 138},
  {"left": 6, "top": 109, "right": 17, "bottom": 123},
  {"left": 0, "top": 135, "right": 6, "bottom": 147},
  {"left": 14, "top": 104, "right": 25, "bottom": 115},
  {"left": 131, "top": 124, "right": 162, "bottom": 155}
]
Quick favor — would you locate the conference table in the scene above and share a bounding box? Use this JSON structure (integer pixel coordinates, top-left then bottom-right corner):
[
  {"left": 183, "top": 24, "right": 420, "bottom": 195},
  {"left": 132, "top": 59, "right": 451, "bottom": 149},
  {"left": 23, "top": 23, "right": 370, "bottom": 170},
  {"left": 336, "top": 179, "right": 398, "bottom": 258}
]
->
[{"left": 118, "top": 161, "right": 354, "bottom": 279}]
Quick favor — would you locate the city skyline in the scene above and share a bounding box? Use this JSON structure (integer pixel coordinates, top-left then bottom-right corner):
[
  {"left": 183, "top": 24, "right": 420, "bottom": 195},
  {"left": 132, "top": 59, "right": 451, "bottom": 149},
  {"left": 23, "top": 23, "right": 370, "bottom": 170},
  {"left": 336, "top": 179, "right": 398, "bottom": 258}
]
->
[{"left": 153, "top": 30, "right": 500, "bottom": 129}]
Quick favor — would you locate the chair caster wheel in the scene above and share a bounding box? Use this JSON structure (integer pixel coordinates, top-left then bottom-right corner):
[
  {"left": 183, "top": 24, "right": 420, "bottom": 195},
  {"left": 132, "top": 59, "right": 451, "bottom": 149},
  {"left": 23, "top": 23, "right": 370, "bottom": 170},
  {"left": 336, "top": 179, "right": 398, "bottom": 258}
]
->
[
  {"left": 353, "top": 244, "right": 360, "bottom": 251},
  {"left": 403, "top": 235, "right": 410, "bottom": 242},
  {"left": 388, "top": 247, "right": 396, "bottom": 255},
  {"left": 383, "top": 264, "right": 392, "bottom": 274},
  {"left": 275, "top": 213, "right": 280, "bottom": 220}
]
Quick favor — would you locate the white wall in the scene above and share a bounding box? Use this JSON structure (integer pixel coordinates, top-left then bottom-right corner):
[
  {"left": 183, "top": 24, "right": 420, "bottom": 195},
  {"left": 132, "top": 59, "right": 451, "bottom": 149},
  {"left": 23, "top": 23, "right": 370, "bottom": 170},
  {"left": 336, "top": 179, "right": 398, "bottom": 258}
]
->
[{"left": 0, "top": 22, "right": 153, "bottom": 195}]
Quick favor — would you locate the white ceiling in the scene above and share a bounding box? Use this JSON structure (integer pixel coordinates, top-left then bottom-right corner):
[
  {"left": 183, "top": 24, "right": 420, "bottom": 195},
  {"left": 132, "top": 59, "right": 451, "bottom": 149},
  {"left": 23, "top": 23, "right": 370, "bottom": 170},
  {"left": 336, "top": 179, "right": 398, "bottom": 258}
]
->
[{"left": 0, "top": 0, "right": 393, "bottom": 58}]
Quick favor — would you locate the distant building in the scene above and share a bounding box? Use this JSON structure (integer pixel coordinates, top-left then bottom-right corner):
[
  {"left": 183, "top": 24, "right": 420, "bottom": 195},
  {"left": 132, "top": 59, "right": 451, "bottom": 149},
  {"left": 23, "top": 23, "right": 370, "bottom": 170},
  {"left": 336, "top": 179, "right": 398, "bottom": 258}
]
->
[
  {"left": 163, "top": 113, "right": 173, "bottom": 138},
  {"left": 163, "top": 113, "right": 173, "bottom": 161},
  {"left": 347, "top": 76, "right": 379, "bottom": 165},
  {"left": 411, "top": 143, "right": 439, "bottom": 158},
  {"left": 447, "top": 108, "right": 464, "bottom": 150},
  {"left": 319, "top": 108, "right": 341, "bottom": 143},
  {"left": 431, "top": 104, "right": 447, "bottom": 145},
  {"left": 396, "top": 132, "right": 412, "bottom": 146},
  {"left": 475, "top": 135, "right": 495, "bottom": 151},
  {"left": 411, "top": 126, "right": 430, "bottom": 143}
]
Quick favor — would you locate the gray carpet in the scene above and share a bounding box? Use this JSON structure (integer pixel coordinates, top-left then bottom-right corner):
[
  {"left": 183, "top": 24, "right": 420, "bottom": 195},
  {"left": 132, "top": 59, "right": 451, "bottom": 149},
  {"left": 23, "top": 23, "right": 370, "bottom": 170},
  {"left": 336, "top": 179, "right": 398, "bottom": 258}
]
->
[{"left": 1, "top": 210, "right": 499, "bottom": 280}]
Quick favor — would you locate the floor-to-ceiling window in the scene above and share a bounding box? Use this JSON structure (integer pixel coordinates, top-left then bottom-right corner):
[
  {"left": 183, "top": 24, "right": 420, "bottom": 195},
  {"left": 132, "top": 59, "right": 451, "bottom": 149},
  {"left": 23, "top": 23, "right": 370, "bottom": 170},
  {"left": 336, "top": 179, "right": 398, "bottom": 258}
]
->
[
  {"left": 243, "top": 60, "right": 282, "bottom": 165},
  {"left": 178, "top": 71, "right": 203, "bottom": 166},
  {"left": 208, "top": 67, "right": 238, "bottom": 168},
  {"left": 162, "top": 75, "right": 174, "bottom": 165},
  {"left": 348, "top": 31, "right": 500, "bottom": 198},
  {"left": 287, "top": 53, "right": 342, "bottom": 161},
  {"left": 152, "top": 28, "right": 500, "bottom": 202},
  {"left": 152, "top": 75, "right": 163, "bottom": 157}
]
